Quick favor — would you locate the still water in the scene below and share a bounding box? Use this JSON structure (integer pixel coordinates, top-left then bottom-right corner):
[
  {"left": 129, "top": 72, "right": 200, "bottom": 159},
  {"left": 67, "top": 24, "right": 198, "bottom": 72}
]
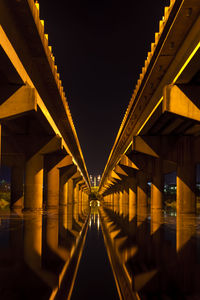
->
[
  {"left": 0, "top": 204, "right": 89, "bottom": 299},
  {"left": 0, "top": 203, "right": 199, "bottom": 299},
  {"left": 101, "top": 204, "right": 200, "bottom": 299},
  {"left": 71, "top": 209, "right": 119, "bottom": 300}
]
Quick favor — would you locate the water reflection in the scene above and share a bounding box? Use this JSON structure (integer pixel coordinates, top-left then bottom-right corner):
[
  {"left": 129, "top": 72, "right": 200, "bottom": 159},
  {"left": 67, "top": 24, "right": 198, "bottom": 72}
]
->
[
  {"left": 101, "top": 202, "right": 200, "bottom": 299},
  {"left": 0, "top": 205, "right": 88, "bottom": 299}
]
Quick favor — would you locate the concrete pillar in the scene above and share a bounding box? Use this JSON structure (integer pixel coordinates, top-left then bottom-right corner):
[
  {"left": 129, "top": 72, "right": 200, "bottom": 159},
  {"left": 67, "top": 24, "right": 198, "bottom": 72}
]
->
[
  {"left": 151, "top": 159, "right": 163, "bottom": 210},
  {"left": 60, "top": 179, "right": 68, "bottom": 206},
  {"left": 137, "top": 171, "right": 148, "bottom": 208},
  {"left": 123, "top": 187, "right": 129, "bottom": 217},
  {"left": 46, "top": 166, "right": 59, "bottom": 208},
  {"left": 129, "top": 178, "right": 137, "bottom": 221},
  {"left": 11, "top": 166, "right": 24, "bottom": 209},
  {"left": 68, "top": 178, "right": 74, "bottom": 204},
  {"left": 24, "top": 154, "right": 43, "bottom": 210},
  {"left": 177, "top": 137, "right": 196, "bottom": 214}
]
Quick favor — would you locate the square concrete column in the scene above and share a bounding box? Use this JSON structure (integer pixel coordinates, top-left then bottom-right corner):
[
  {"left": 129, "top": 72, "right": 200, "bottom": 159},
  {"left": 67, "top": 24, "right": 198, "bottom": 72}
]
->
[
  {"left": 177, "top": 137, "right": 196, "bottom": 214},
  {"left": 129, "top": 178, "right": 137, "bottom": 221},
  {"left": 137, "top": 171, "right": 148, "bottom": 227},
  {"left": 24, "top": 154, "right": 44, "bottom": 210},
  {"left": 123, "top": 187, "right": 129, "bottom": 217},
  {"left": 11, "top": 165, "right": 24, "bottom": 209},
  {"left": 137, "top": 171, "right": 148, "bottom": 207},
  {"left": 68, "top": 178, "right": 74, "bottom": 204},
  {"left": 46, "top": 166, "right": 60, "bottom": 208},
  {"left": 151, "top": 159, "right": 163, "bottom": 210}
]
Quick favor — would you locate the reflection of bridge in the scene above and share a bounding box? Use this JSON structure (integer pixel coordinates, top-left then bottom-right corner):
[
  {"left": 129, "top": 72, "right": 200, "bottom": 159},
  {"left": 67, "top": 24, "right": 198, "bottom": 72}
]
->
[
  {"left": 0, "top": 0, "right": 90, "bottom": 210},
  {"left": 99, "top": 0, "right": 200, "bottom": 215},
  {"left": 1, "top": 0, "right": 200, "bottom": 299}
]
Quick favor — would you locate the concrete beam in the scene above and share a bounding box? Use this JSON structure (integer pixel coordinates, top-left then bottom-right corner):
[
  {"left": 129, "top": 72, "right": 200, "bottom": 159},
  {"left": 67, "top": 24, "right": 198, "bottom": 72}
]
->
[
  {"left": 0, "top": 85, "right": 37, "bottom": 119},
  {"left": 163, "top": 84, "right": 200, "bottom": 121},
  {"left": 132, "top": 136, "right": 159, "bottom": 158}
]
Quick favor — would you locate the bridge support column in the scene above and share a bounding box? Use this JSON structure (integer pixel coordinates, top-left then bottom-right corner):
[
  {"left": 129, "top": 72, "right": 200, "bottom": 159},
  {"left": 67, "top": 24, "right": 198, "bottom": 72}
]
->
[
  {"left": 24, "top": 136, "right": 63, "bottom": 210},
  {"left": 129, "top": 178, "right": 137, "bottom": 221},
  {"left": 46, "top": 166, "right": 60, "bottom": 208},
  {"left": 123, "top": 186, "right": 129, "bottom": 217},
  {"left": 24, "top": 154, "right": 44, "bottom": 210},
  {"left": 59, "top": 165, "right": 77, "bottom": 205},
  {"left": 68, "top": 178, "right": 74, "bottom": 204},
  {"left": 137, "top": 171, "right": 148, "bottom": 227},
  {"left": 11, "top": 165, "right": 24, "bottom": 209},
  {"left": 151, "top": 159, "right": 163, "bottom": 210},
  {"left": 137, "top": 171, "right": 148, "bottom": 207},
  {"left": 177, "top": 137, "right": 196, "bottom": 214}
]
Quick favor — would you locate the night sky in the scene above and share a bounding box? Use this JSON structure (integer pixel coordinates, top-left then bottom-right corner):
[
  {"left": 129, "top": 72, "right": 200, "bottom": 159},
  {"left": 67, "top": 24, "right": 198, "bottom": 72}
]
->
[{"left": 38, "top": 0, "right": 169, "bottom": 175}]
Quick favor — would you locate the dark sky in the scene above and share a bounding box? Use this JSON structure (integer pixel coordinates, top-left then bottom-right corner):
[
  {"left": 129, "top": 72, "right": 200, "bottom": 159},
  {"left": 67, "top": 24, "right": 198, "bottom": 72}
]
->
[{"left": 38, "top": 0, "right": 170, "bottom": 176}]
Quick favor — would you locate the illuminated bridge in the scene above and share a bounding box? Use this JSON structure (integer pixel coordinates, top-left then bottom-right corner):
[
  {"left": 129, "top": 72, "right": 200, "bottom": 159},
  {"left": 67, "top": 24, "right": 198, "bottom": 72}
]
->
[{"left": 0, "top": 0, "right": 200, "bottom": 299}]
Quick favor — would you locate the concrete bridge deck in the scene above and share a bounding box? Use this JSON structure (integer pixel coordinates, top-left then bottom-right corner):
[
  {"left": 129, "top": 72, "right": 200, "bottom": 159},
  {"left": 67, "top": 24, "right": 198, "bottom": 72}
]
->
[
  {"left": 99, "top": 0, "right": 200, "bottom": 215},
  {"left": 0, "top": 0, "right": 90, "bottom": 210}
]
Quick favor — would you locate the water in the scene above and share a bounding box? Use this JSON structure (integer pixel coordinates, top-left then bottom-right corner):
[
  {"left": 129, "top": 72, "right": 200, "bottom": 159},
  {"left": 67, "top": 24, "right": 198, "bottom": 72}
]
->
[
  {"left": 0, "top": 205, "right": 89, "bottom": 299},
  {"left": 101, "top": 204, "right": 200, "bottom": 299},
  {"left": 71, "top": 209, "right": 119, "bottom": 300},
  {"left": 0, "top": 204, "right": 200, "bottom": 299}
]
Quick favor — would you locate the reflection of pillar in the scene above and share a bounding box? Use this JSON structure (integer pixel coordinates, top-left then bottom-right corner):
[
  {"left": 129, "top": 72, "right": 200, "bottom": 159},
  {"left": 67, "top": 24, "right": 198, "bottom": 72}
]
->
[
  {"left": 62, "top": 205, "right": 73, "bottom": 230},
  {"left": 129, "top": 178, "right": 137, "bottom": 221},
  {"left": 74, "top": 202, "right": 79, "bottom": 222},
  {"left": 114, "top": 192, "right": 119, "bottom": 213},
  {"left": 74, "top": 184, "right": 79, "bottom": 203},
  {"left": 11, "top": 166, "right": 24, "bottom": 209},
  {"left": 46, "top": 209, "right": 59, "bottom": 250},
  {"left": 177, "top": 137, "right": 196, "bottom": 214},
  {"left": 111, "top": 193, "right": 114, "bottom": 208},
  {"left": 79, "top": 189, "right": 83, "bottom": 215},
  {"left": 119, "top": 190, "right": 123, "bottom": 215},
  {"left": 46, "top": 166, "right": 59, "bottom": 208},
  {"left": 151, "top": 159, "right": 163, "bottom": 210},
  {"left": 176, "top": 213, "right": 196, "bottom": 292},
  {"left": 24, "top": 214, "right": 43, "bottom": 270},
  {"left": 24, "top": 154, "right": 43, "bottom": 210},
  {"left": 46, "top": 209, "right": 69, "bottom": 261},
  {"left": 137, "top": 171, "right": 148, "bottom": 208},
  {"left": 151, "top": 208, "right": 162, "bottom": 235}
]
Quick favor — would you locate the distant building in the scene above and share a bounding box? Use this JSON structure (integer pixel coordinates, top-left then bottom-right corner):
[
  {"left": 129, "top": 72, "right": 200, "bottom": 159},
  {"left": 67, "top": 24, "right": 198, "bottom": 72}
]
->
[
  {"left": 90, "top": 175, "right": 101, "bottom": 187},
  {"left": 0, "top": 180, "right": 11, "bottom": 192}
]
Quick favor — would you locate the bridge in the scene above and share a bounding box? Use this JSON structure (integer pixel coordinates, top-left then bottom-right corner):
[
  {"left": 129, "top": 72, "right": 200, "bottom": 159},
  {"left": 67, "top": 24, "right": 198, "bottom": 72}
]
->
[
  {"left": 1, "top": 0, "right": 200, "bottom": 299},
  {"left": 0, "top": 0, "right": 90, "bottom": 211},
  {"left": 99, "top": 0, "right": 200, "bottom": 215}
]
